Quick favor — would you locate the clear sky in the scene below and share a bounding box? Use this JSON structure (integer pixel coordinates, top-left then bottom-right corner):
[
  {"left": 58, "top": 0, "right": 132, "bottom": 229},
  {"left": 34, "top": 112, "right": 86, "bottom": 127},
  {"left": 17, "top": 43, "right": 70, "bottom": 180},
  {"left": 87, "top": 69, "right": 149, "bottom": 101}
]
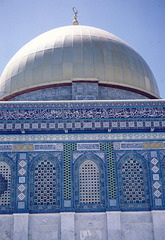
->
[{"left": 0, "top": 0, "right": 165, "bottom": 98}]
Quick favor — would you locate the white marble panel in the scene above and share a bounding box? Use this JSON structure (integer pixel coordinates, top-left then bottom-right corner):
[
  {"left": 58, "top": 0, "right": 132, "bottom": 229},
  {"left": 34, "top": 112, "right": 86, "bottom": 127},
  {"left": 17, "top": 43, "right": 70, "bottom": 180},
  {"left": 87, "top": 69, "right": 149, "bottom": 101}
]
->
[
  {"left": 28, "top": 213, "right": 60, "bottom": 240},
  {"left": 0, "top": 215, "right": 13, "bottom": 240},
  {"left": 13, "top": 214, "right": 29, "bottom": 240},
  {"left": 121, "top": 212, "right": 153, "bottom": 240},
  {"left": 61, "top": 212, "right": 75, "bottom": 240},
  {"left": 107, "top": 211, "right": 122, "bottom": 240},
  {"left": 152, "top": 210, "right": 165, "bottom": 240},
  {"left": 75, "top": 213, "right": 107, "bottom": 240}
]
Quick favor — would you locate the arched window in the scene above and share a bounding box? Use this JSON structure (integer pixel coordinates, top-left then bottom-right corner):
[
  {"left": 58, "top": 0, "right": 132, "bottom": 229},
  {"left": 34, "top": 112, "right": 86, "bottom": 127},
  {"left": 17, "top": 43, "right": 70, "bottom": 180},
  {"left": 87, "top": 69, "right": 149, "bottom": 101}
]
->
[
  {"left": 74, "top": 154, "right": 106, "bottom": 211},
  {"left": 118, "top": 154, "right": 150, "bottom": 210},
  {"left": 0, "top": 156, "right": 15, "bottom": 213},
  {"left": 34, "top": 160, "right": 56, "bottom": 206},
  {"left": 122, "top": 159, "right": 145, "bottom": 204},
  {"left": 30, "top": 154, "right": 60, "bottom": 212},
  {"left": 0, "top": 161, "right": 11, "bottom": 206},
  {"left": 79, "top": 160, "right": 100, "bottom": 204}
]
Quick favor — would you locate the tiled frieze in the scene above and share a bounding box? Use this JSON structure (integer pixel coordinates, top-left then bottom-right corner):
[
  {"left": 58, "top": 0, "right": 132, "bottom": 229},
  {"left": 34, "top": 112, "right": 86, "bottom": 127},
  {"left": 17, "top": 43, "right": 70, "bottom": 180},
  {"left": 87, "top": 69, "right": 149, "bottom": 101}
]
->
[
  {"left": 0, "top": 119, "right": 164, "bottom": 134},
  {"left": 114, "top": 142, "right": 165, "bottom": 150},
  {"left": 10, "top": 84, "right": 148, "bottom": 101},
  {"left": 144, "top": 142, "right": 164, "bottom": 149},
  {"left": 33, "top": 143, "right": 63, "bottom": 151},
  {"left": 0, "top": 100, "right": 164, "bottom": 134},
  {"left": 11, "top": 86, "right": 72, "bottom": 101},
  {"left": 0, "top": 143, "right": 63, "bottom": 152},
  {"left": 14, "top": 145, "right": 33, "bottom": 151},
  {"left": 72, "top": 82, "right": 98, "bottom": 100},
  {"left": 77, "top": 143, "right": 100, "bottom": 151},
  {"left": 0, "top": 99, "right": 164, "bottom": 113},
  {"left": 0, "top": 132, "right": 165, "bottom": 142},
  {"left": 0, "top": 144, "right": 12, "bottom": 151}
]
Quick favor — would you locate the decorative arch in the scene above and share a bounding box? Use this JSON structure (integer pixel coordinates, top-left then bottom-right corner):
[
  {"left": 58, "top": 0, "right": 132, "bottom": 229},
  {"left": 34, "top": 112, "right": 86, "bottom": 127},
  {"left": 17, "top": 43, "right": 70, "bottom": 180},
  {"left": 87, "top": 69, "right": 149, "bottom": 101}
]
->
[
  {"left": 29, "top": 154, "right": 61, "bottom": 212},
  {"left": 117, "top": 153, "right": 150, "bottom": 210},
  {"left": 74, "top": 153, "right": 106, "bottom": 211},
  {"left": 0, "top": 155, "right": 15, "bottom": 212}
]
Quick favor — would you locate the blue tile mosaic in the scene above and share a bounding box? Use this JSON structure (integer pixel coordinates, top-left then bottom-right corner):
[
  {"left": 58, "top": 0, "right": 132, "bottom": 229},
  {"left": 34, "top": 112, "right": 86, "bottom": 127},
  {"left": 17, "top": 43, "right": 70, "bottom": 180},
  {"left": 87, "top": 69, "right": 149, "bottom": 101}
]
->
[
  {"left": 0, "top": 100, "right": 165, "bottom": 214},
  {"left": 0, "top": 142, "right": 164, "bottom": 213}
]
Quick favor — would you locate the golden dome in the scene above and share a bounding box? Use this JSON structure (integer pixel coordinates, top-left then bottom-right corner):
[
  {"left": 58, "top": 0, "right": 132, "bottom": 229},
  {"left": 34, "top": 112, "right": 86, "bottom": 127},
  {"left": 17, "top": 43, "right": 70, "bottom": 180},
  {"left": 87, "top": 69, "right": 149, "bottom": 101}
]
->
[{"left": 0, "top": 25, "right": 160, "bottom": 100}]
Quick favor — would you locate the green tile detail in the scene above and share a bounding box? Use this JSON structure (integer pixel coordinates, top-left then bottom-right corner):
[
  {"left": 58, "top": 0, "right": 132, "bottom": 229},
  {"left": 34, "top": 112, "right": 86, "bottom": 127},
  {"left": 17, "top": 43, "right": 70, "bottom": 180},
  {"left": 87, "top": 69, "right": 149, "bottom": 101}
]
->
[
  {"left": 63, "top": 143, "right": 77, "bottom": 199},
  {"left": 100, "top": 142, "right": 116, "bottom": 199}
]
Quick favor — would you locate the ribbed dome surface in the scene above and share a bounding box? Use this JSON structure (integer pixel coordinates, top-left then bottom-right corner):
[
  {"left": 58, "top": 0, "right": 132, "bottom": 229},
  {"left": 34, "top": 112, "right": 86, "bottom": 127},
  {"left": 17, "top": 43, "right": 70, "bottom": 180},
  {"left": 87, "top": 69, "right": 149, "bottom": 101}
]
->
[{"left": 0, "top": 25, "right": 160, "bottom": 100}]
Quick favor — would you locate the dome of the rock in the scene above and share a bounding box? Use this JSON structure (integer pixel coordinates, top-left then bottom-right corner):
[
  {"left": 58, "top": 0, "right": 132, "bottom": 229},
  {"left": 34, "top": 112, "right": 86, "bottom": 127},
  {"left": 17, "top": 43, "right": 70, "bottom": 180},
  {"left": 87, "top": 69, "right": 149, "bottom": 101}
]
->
[{"left": 0, "top": 25, "right": 160, "bottom": 100}]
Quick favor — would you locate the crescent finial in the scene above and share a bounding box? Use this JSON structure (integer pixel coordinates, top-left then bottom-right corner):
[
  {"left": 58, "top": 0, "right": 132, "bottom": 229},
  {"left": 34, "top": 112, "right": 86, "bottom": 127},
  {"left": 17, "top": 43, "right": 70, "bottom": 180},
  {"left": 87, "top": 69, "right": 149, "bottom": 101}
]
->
[{"left": 73, "top": 7, "right": 79, "bottom": 25}]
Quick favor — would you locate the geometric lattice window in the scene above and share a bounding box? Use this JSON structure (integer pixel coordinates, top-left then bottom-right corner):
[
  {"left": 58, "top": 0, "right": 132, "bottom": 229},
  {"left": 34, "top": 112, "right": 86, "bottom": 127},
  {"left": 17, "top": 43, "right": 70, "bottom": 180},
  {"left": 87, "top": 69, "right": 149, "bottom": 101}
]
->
[
  {"left": 30, "top": 154, "right": 61, "bottom": 212},
  {"left": 118, "top": 153, "right": 151, "bottom": 211},
  {"left": 74, "top": 153, "right": 105, "bottom": 211},
  {"left": 34, "top": 160, "right": 56, "bottom": 206},
  {"left": 79, "top": 160, "right": 100, "bottom": 204},
  {"left": 122, "top": 159, "right": 146, "bottom": 204},
  {"left": 0, "top": 161, "right": 11, "bottom": 206}
]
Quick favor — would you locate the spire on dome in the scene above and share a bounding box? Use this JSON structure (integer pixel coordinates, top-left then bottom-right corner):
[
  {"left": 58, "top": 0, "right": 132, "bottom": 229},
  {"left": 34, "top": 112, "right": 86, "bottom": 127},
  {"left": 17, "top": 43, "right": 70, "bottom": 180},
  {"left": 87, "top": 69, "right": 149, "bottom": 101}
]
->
[{"left": 73, "top": 7, "right": 79, "bottom": 25}]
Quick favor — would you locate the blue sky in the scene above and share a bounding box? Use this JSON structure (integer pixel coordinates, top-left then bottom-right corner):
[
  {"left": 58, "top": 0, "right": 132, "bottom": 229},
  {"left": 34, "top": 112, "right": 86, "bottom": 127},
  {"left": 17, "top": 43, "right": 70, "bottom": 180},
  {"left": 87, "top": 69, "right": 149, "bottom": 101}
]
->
[{"left": 0, "top": 0, "right": 165, "bottom": 98}]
